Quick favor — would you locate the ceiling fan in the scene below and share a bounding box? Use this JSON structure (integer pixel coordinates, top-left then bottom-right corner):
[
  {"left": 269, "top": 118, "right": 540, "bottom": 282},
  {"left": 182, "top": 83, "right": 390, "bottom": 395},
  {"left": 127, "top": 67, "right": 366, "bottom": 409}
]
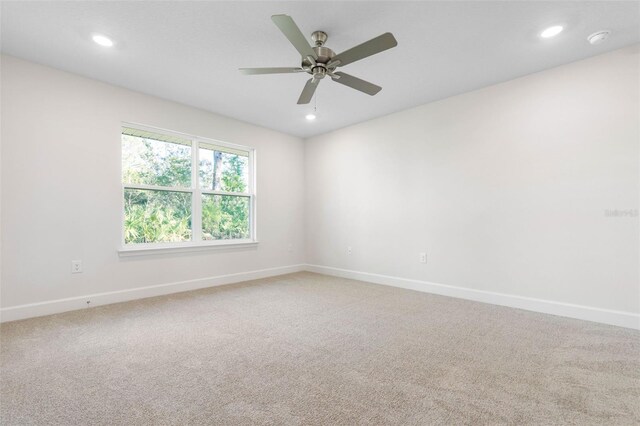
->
[{"left": 239, "top": 14, "right": 398, "bottom": 104}]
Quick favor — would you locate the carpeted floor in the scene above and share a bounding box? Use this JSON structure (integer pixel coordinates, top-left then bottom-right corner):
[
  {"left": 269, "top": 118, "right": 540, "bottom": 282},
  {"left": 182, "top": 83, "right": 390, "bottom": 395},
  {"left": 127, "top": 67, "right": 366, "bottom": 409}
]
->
[{"left": 1, "top": 272, "right": 639, "bottom": 425}]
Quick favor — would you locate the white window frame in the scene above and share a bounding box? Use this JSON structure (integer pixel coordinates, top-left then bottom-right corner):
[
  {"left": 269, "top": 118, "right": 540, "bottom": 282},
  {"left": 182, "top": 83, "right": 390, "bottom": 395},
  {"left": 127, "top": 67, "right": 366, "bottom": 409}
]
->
[{"left": 119, "top": 122, "right": 257, "bottom": 255}]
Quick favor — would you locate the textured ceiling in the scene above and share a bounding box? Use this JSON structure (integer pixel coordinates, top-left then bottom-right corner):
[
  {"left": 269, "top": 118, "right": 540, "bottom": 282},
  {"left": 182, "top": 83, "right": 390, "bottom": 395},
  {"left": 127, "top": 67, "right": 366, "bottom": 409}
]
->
[{"left": 1, "top": 1, "right": 639, "bottom": 138}]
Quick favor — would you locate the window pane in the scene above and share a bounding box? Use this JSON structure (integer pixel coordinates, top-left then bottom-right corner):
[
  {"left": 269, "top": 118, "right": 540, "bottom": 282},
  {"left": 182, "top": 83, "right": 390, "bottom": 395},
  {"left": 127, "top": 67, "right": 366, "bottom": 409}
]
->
[
  {"left": 202, "top": 194, "right": 250, "bottom": 240},
  {"left": 199, "top": 147, "right": 249, "bottom": 193},
  {"left": 124, "top": 189, "right": 192, "bottom": 244},
  {"left": 122, "top": 134, "right": 191, "bottom": 188}
]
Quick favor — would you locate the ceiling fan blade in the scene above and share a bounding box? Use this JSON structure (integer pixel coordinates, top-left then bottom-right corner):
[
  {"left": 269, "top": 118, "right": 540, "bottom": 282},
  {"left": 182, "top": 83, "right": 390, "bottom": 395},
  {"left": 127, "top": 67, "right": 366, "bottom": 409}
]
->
[
  {"left": 332, "top": 72, "right": 381, "bottom": 96},
  {"left": 239, "top": 67, "right": 304, "bottom": 75},
  {"left": 271, "top": 14, "right": 317, "bottom": 60},
  {"left": 331, "top": 33, "right": 397, "bottom": 67},
  {"left": 297, "top": 78, "right": 319, "bottom": 104}
]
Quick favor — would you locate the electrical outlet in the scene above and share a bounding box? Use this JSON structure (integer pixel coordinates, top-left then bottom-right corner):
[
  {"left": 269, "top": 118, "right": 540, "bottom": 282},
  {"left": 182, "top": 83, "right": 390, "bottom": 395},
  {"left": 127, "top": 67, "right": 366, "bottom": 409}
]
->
[
  {"left": 347, "top": 246, "right": 352, "bottom": 255},
  {"left": 71, "top": 260, "right": 82, "bottom": 274},
  {"left": 287, "top": 244, "right": 293, "bottom": 253},
  {"left": 419, "top": 252, "right": 427, "bottom": 264}
]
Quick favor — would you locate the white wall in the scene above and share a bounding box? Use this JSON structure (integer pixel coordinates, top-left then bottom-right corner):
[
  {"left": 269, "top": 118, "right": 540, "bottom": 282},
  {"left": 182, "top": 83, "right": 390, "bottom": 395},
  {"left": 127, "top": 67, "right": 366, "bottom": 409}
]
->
[
  {"left": 305, "top": 45, "right": 639, "bottom": 316},
  {"left": 2, "top": 46, "right": 639, "bottom": 326},
  {"left": 1, "top": 55, "right": 305, "bottom": 314}
]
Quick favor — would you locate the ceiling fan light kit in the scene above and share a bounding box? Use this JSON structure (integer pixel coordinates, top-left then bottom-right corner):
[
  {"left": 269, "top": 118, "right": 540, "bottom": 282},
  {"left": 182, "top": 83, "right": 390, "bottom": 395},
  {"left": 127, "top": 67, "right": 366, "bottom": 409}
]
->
[{"left": 239, "top": 14, "right": 398, "bottom": 104}]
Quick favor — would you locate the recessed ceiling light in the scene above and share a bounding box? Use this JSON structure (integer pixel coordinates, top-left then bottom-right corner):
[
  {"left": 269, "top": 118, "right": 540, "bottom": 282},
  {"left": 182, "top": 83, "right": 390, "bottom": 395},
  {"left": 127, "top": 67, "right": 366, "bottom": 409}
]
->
[
  {"left": 588, "top": 30, "right": 610, "bottom": 45},
  {"left": 305, "top": 114, "right": 316, "bottom": 121},
  {"left": 540, "top": 25, "right": 564, "bottom": 39},
  {"left": 92, "top": 34, "right": 114, "bottom": 47}
]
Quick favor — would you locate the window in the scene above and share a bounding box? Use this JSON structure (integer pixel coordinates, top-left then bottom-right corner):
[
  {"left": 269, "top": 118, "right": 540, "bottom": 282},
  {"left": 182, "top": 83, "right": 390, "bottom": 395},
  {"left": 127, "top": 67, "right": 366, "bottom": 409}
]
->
[{"left": 121, "top": 125, "right": 255, "bottom": 250}]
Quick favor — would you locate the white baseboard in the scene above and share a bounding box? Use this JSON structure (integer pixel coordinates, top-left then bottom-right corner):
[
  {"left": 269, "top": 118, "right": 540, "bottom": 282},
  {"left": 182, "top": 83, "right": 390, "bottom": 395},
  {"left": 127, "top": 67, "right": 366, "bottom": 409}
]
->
[
  {"left": 4, "top": 263, "right": 638, "bottom": 330},
  {"left": 0, "top": 264, "right": 306, "bottom": 323},
  {"left": 304, "top": 264, "right": 640, "bottom": 330}
]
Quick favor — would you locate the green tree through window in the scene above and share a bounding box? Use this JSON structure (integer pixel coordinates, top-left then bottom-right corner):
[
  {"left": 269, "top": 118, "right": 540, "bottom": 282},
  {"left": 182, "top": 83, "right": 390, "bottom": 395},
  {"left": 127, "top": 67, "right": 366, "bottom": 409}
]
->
[
  {"left": 199, "top": 146, "right": 250, "bottom": 240},
  {"left": 122, "top": 127, "right": 253, "bottom": 246}
]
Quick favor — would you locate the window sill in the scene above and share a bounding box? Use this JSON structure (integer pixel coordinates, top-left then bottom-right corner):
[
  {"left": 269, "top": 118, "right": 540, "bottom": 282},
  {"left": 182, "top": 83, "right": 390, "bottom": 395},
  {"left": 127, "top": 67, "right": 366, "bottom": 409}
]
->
[{"left": 118, "top": 240, "right": 259, "bottom": 257}]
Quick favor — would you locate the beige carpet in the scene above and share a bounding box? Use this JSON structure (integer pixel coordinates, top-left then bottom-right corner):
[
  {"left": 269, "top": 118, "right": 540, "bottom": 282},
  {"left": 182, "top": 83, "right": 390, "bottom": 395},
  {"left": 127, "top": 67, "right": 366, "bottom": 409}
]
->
[{"left": 1, "top": 272, "right": 639, "bottom": 425}]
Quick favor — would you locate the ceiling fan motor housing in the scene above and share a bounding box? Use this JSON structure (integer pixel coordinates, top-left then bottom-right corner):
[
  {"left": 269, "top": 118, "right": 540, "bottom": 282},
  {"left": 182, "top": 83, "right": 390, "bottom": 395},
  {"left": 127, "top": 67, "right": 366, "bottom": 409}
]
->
[{"left": 302, "top": 34, "right": 337, "bottom": 77}]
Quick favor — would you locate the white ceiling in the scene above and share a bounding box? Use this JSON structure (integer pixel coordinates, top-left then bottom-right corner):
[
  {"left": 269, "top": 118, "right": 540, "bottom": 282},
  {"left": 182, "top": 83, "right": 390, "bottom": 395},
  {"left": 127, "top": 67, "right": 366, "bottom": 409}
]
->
[{"left": 2, "top": 1, "right": 639, "bottom": 138}]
